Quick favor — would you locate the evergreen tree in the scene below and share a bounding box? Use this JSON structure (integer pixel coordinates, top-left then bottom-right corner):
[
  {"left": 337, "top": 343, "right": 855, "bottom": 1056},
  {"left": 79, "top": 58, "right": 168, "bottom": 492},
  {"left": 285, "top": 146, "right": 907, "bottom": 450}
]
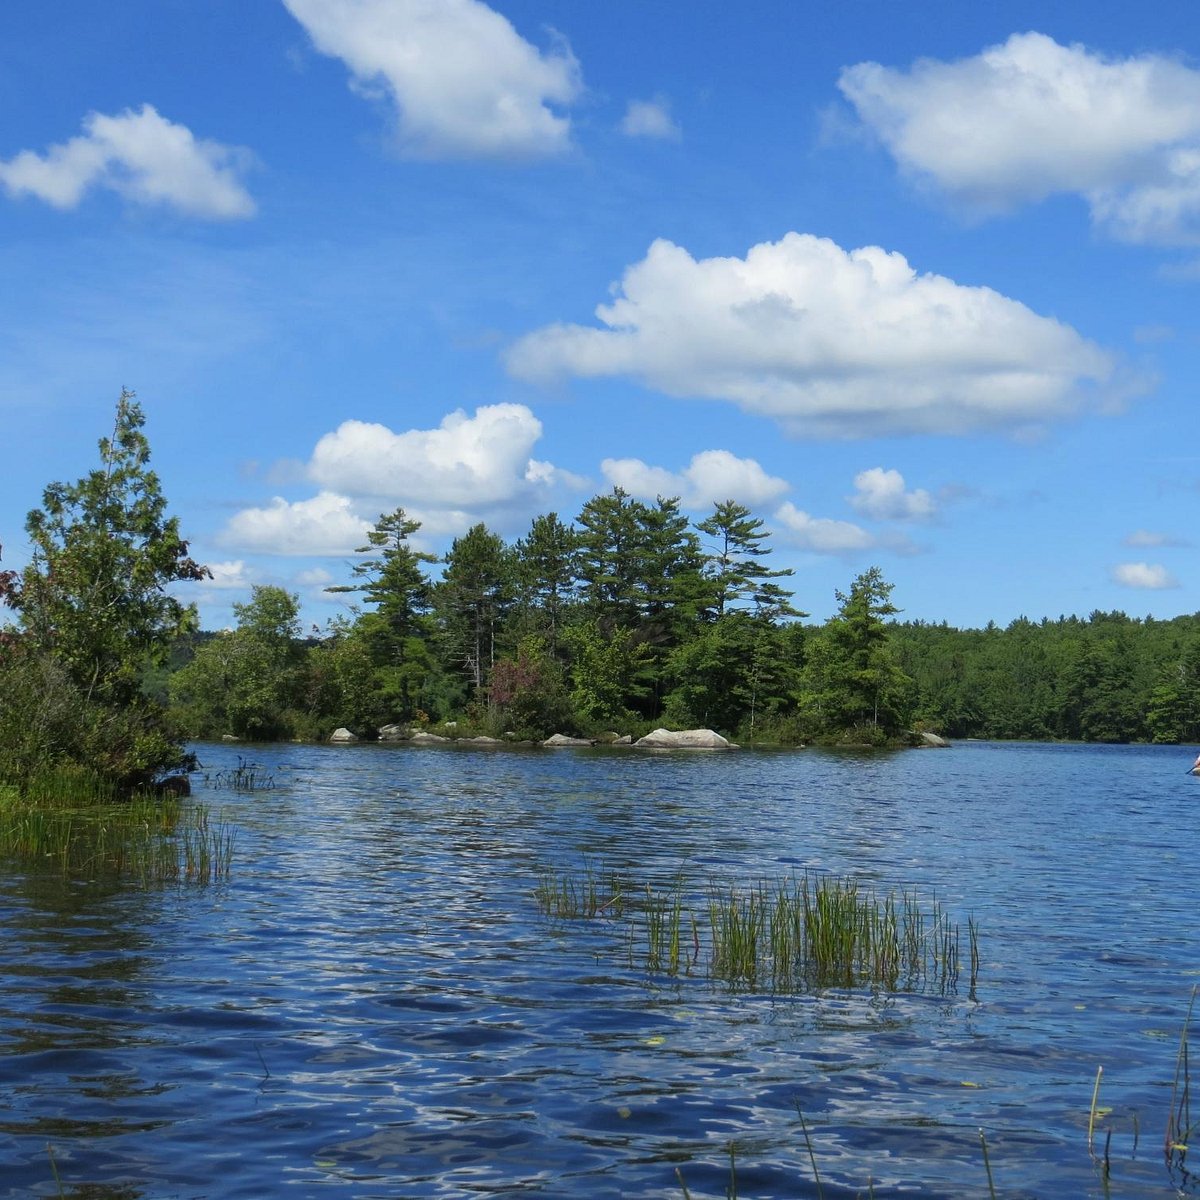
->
[
  {"left": 574, "top": 487, "right": 647, "bottom": 631},
  {"left": 2, "top": 390, "right": 208, "bottom": 788},
  {"left": 513, "top": 512, "right": 578, "bottom": 652},
  {"left": 802, "top": 567, "right": 913, "bottom": 736},
  {"left": 697, "top": 499, "right": 800, "bottom": 618},
  {"left": 327, "top": 507, "right": 439, "bottom": 719},
  {"left": 435, "top": 523, "right": 515, "bottom": 699}
]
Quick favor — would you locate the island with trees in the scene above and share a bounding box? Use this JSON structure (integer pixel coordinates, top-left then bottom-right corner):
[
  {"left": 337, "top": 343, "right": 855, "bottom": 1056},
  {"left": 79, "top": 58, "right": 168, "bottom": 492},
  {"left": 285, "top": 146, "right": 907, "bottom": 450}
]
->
[{"left": 4, "top": 395, "right": 1200, "bottom": 800}]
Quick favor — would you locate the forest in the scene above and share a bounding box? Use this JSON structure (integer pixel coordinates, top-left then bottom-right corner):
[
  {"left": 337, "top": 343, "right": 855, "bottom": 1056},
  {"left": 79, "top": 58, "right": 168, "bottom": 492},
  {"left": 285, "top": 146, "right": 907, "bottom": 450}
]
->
[
  {"left": 4, "top": 393, "right": 1200, "bottom": 800},
  {"left": 160, "top": 506, "right": 1200, "bottom": 751}
]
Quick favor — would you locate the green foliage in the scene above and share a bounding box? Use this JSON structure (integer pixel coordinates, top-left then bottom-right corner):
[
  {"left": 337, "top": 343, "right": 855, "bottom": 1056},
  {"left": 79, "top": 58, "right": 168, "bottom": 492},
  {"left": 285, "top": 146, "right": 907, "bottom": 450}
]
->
[
  {"left": 800, "top": 567, "right": 913, "bottom": 736},
  {"left": 488, "top": 636, "right": 575, "bottom": 738},
  {"left": 2, "top": 391, "right": 207, "bottom": 791},
  {"left": 325, "top": 507, "right": 439, "bottom": 721},
  {"left": 513, "top": 512, "right": 578, "bottom": 651},
  {"left": 122, "top": 470, "right": 1200, "bottom": 747},
  {"left": 170, "top": 587, "right": 303, "bottom": 741},
  {"left": 300, "top": 620, "right": 386, "bottom": 735},
  {"left": 663, "top": 612, "right": 786, "bottom": 733},
  {"left": 435, "top": 523, "right": 515, "bottom": 698},
  {"left": 1146, "top": 637, "right": 1200, "bottom": 743},
  {"left": 894, "top": 609, "right": 1199, "bottom": 743},
  {"left": 697, "top": 499, "right": 803, "bottom": 619},
  {"left": 562, "top": 619, "right": 652, "bottom": 728}
]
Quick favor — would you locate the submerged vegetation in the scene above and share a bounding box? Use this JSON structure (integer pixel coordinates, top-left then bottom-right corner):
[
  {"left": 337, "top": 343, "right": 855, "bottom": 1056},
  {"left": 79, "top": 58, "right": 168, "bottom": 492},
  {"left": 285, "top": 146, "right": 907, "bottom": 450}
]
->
[{"left": 536, "top": 864, "right": 976, "bottom": 996}]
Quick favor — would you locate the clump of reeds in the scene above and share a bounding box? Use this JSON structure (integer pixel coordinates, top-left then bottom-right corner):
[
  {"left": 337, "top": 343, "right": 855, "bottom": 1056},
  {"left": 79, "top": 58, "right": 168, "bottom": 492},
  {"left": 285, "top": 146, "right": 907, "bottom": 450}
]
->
[
  {"left": 205, "top": 756, "right": 273, "bottom": 791},
  {"left": 707, "top": 872, "right": 969, "bottom": 994},
  {"left": 535, "top": 862, "right": 625, "bottom": 920},
  {"left": 0, "top": 786, "right": 234, "bottom": 886},
  {"left": 644, "top": 880, "right": 694, "bottom": 975},
  {"left": 541, "top": 865, "right": 978, "bottom": 998}
]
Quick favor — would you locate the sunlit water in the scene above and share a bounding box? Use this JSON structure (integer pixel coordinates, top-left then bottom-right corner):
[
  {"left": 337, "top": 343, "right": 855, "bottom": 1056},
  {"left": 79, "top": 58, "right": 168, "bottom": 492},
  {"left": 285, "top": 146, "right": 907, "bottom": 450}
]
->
[{"left": 2, "top": 740, "right": 1199, "bottom": 1198}]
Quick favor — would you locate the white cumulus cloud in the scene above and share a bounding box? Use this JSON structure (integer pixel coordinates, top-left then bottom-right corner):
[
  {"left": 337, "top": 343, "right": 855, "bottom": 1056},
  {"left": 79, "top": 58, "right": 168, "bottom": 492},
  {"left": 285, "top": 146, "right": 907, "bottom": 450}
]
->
[
  {"left": 773, "top": 502, "right": 876, "bottom": 554},
  {"left": 308, "top": 403, "right": 561, "bottom": 507},
  {"left": 283, "top": 0, "right": 581, "bottom": 160},
  {"left": 619, "top": 98, "right": 680, "bottom": 140},
  {"left": 601, "top": 449, "right": 789, "bottom": 508},
  {"left": 0, "top": 104, "right": 255, "bottom": 218},
  {"left": 507, "top": 233, "right": 1115, "bottom": 438},
  {"left": 221, "top": 492, "right": 373, "bottom": 556},
  {"left": 849, "top": 467, "right": 936, "bottom": 521},
  {"left": 197, "top": 560, "right": 255, "bottom": 590},
  {"left": 839, "top": 32, "right": 1200, "bottom": 243},
  {"left": 1112, "top": 561, "right": 1179, "bottom": 589}
]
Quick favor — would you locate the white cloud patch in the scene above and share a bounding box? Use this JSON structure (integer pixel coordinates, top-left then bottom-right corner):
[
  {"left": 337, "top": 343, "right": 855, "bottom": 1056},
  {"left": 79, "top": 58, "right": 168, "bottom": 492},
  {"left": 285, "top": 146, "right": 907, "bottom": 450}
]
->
[
  {"left": 507, "top": 233, "right": 1116, "bottom": 438},
  {"left": 839, "top": 32, "right": 1200, "bottom": 244},
  {"left": 601, "top": 449, "right": 789, "bottom": 508},
  {"left": 222, "top": 403, "right": 575, "bottom": 557},
  {"left": 619, "top": 97, "right": 680, "bottom": 140},
  {"left": 849, "top": 467, "right": 936, "bottom": 521},
  {"left": 186, "top": 560, "right": 257, "bottom": 615},
  {"left": 1124, "top": 529, "right": 1187, "bottom": 548},
  {"left": 0, "top": 104, "right": 255, "bottom": 219},
  {"left": 198, "top": 560, "right": 255, "bottom": 590},
  {"left": 221, "top": 492, "right": 372, "bottom": 556},
  {"left": 283, "top": 0, "right": 581, "bottom": 160},
  {"left": 773, "top": 502, "right": 876, "bottom": 554},
  {"left": 1112, "top": 561, "right": 1178, "bottom": 589},
  {"left": 308, "top": 403, "right": 561, "bottom": 507}
]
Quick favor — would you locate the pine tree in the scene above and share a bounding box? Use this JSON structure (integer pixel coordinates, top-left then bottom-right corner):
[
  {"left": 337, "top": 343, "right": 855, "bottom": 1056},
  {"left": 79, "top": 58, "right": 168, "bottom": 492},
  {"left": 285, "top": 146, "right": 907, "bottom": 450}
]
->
[{"left": 697, "top": 499, "right": 801, "bottom": 618}]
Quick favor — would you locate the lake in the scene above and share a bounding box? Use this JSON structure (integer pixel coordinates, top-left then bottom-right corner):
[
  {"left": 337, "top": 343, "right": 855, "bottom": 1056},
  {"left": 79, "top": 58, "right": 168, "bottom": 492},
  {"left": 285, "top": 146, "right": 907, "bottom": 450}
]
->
[{"left": 2, "top": 739, "right": 1198, "bottom": 1198}]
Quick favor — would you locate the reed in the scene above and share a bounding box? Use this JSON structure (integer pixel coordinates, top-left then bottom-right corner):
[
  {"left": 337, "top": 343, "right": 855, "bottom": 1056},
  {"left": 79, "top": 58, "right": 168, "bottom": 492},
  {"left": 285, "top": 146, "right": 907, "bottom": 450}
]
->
[
  {"left": 1166, "top": 984, "right": 1198, "bottom": 1178},
  {"left": 205, "top": 756, "right": 274, "bottom": 792},
  {"left": 539, "top": 865, "right": 974, "bottom": 997},
  {"left": 979, "top": 1128, "right": 997, "bottom": 1200},
  {"left": 708, "top": 882, "right": 767, "bottom": 987},
  {"left": 0, "top": 787, "right": 234, "bottom": 886},
  {"left": 534, "top": 862, "right": 625, "bottom": 920}
]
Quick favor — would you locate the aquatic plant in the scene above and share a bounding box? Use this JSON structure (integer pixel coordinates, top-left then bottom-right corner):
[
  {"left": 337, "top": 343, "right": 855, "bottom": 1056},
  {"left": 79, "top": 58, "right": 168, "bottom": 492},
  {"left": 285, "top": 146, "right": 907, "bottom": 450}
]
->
[
  {"left": 534, "top": 862, "right": 625, "bottom": 920},
  {"left": 1166, "top": 985, "right": 1198, "bottom": 1186},
  {"left": 644, "top": 880, "right": 692, "bottom": 975},
  {"left": 205, "top": 756, "right": 274, "bottom": 791},
  {"left": 0, "top": 786, "right": 234, "bottom": 886},
  {"left": 540, "top": 865, "right": 978, "bottom": 998}
]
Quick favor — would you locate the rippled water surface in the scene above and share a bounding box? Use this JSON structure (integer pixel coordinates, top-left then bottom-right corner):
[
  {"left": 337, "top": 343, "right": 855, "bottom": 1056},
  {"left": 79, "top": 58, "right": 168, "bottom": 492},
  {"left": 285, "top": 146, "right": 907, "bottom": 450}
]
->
[{"left": 3, "top": 739, "right": 1200, "bottom": 1198}]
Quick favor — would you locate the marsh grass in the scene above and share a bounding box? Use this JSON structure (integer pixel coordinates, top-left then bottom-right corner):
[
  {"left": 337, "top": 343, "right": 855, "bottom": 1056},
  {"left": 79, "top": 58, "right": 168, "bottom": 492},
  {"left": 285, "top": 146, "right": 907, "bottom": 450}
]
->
[
  {"left": 1166, "top": 984, "right": 1198, "bottom": 1185},
  {"left": 205, "top": 756, "right": 273, "bottom": 792},
  {"left": 0, "top": 779, "right": 234, "bottom": 886},
  {"left": 535, "top": 861, "right": 626, "bottom": 920},
  {"left": 540, "top": 865, "right": 977, "bottom": 997}
]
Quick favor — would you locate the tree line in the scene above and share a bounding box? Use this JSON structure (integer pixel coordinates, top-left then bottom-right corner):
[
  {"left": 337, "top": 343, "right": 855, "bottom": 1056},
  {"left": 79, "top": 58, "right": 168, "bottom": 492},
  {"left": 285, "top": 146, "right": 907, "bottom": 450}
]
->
[
  {"left": 5, "top": 394, "right": 1200, "bottom": 797},
  {"left": 893, "top": 611, "right": 1200, "bottom": 744},
  {"left": 166, "top": 495, "right": 913, "bottom": 748}
]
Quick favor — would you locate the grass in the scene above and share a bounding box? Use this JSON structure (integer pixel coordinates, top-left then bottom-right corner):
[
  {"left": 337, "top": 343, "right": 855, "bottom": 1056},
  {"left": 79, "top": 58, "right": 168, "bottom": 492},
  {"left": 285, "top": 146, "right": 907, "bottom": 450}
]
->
[
  {"left": 536, "top": 864, "right": 978, "bottom": 997},
  {"left": 534, "top": 859, "right": 626, "bottom": 920},
  {"left": 0, "top": 773, "right": 234, "bottom": 886},
  {"left": 203, "top": 756, "right": 274, "bottom": 792},
  {"left": 1165, "top": 984, "right": 1198, "bottom": 1185}
]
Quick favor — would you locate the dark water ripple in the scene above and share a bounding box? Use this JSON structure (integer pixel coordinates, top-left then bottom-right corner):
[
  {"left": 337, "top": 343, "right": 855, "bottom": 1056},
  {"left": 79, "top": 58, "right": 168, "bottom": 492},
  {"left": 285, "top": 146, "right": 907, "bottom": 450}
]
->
[{"left": 2, "top": 740, "right": 1199, "bottom": 1197}]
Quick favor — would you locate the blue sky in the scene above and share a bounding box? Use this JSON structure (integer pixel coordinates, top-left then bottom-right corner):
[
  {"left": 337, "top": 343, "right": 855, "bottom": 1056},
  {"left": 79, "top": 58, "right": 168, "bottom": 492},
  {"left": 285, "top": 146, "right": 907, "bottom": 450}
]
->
[{"left": 3, "top": 0, "right": 1199, "bottom": 630}]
